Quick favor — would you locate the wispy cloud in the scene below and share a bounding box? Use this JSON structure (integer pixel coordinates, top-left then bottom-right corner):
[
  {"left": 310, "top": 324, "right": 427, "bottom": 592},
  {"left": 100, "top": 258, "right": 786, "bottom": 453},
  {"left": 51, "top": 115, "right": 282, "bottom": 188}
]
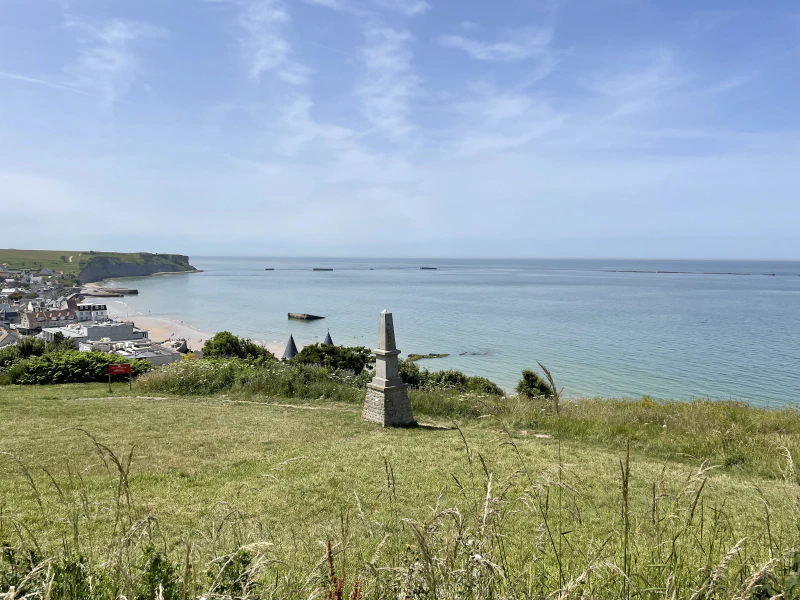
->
[
  {"left": 586, "top": 49, "right": 688, "bottom": 119},
  {"left": 302, "top": 0, "right": 346, "bottom": 9},
  {"left": 358, "top": 26, "right": 420, "bottom": 142},
  {"left": 64, "top": 18, "right": 166, "bottom": 108},
  {"left": 213, "top": 0, "right": 309, "bottom": 85},
  {"left": 0, "top": 72, "right": 91, "bottom": 96},
  {"left": 447, "top": 86, "right": 565, "bottom": 155},
  {"left": 372, "top": 0, "right": 429, "bottom": 17},
  {"left": 439, "top": 26, "right": 553, "bottom": 61}
]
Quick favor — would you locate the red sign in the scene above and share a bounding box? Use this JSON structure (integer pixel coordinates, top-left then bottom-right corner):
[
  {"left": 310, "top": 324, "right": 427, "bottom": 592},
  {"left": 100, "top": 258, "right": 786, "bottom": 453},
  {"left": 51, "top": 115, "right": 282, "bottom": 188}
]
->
[{"left": 108, "top": 364, "right": 131, "bottom": 375}]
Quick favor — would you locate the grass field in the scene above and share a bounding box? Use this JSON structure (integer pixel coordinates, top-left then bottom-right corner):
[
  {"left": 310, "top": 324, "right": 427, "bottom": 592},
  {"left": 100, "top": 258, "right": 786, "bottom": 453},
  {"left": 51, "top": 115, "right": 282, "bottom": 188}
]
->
[
  {"left": 1, "top": 384, "right": 799, "bottom": 598},
  {"left": 0, "top": 249, "right": 84, "bottom": 276},
  {"left": 0, "top": 249, "right": 194, "bottom": 284}
]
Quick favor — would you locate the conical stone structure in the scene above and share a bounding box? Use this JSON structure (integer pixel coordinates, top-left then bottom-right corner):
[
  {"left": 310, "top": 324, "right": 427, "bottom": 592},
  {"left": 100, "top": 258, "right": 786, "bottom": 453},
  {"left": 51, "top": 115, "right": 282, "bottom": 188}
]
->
[
  {"left": 323, "top": 331, "right": 334, "bottom": 347},
  {"left": 282, "top": 334, "right": 298, "bottom": 360},
  {"left": 363, "top": 310, "right": 415, "bottom": 426}
]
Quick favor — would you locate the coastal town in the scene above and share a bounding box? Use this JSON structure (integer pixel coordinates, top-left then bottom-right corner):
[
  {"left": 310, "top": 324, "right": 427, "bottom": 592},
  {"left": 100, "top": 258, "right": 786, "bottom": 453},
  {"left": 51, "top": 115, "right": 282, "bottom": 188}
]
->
[{"left": 0, "top": 264, "right": 187, "bottom": 364}]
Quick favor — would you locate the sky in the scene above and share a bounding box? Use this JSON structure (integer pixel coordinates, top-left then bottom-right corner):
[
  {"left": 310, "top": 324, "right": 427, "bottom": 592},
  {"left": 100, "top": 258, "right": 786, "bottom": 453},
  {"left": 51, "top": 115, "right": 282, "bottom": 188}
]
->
[{"left": 1, "top": 0, "right": 799, "bottom": 258}]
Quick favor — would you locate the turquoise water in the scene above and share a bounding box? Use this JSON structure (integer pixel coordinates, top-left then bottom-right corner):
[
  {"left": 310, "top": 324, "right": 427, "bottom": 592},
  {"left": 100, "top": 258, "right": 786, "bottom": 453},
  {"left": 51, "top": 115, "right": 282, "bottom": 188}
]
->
[{"left": 108, "top": 257, "right": 800, "bottom": 406}]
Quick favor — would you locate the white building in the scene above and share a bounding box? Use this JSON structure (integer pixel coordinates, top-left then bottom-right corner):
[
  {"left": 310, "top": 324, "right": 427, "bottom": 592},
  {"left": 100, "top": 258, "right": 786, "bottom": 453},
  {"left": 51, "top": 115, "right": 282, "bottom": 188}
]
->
[
  {"left": 42, "top": 321, "right": 147, "bottom": 345},
  {"left": 108, "top": 341, "right": 182, "bottom": 366},
  {"left": 74, "top": 303, "right": 108, "bottom": 322}
]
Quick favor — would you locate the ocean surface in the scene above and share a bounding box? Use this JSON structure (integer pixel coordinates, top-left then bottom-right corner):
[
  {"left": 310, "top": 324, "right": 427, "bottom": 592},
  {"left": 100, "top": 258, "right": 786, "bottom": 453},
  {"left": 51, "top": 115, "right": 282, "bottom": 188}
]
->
[{"left": 107, "top": 257, "right": 800, "bottom": 406}]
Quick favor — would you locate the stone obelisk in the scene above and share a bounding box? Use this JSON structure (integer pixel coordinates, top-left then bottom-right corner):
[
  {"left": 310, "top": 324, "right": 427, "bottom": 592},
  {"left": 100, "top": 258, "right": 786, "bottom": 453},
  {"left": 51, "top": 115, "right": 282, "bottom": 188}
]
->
[{"left": 363, "top": 310, "right": 415, "bottom": 427}]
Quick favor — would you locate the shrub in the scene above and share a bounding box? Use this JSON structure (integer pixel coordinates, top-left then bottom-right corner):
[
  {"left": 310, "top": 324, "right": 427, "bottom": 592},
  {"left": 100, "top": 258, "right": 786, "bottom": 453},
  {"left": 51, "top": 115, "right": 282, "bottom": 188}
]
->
[
  {"left": 134, "top": 359, "right": 256, "bottom": 395},
  {"left": 0, "top": 345, "right": 21, "bottom": 370},
  {"left": 516, "top": 368, "right": 554, "bottom": 398},
  {"left": 202, "top": 331, "right": 275, "bottom": 361},
  {"left": 135, "top": 359, "right": 366, "bottom": 403},
  {"left": 292, "top": 343, "right": 372, "bottom": 372},
  {"left": 45, "top": 332, "right": 76, "bottom": 353},
  {"left": 17, "top": 337, "right": 45, "bottom": 359},
  {"left": 6, "top": 350, "right": 151, "bottom": 385},
  {"left": 399, "top": 359, "right": 504, "bottom": 396}
]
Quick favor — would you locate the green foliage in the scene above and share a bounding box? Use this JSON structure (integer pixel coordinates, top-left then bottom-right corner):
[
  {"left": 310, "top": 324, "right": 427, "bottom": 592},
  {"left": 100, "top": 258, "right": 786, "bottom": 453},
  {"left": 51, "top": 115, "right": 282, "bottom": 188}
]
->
[
  {"left": 25, "top": 292, "right": 37, "bottom": 299},
  {"left": 202, "top": 331, "right": 275, "bottom": 361},
  {"left": 17, "top": 336, "right": 45, "bottom": 358},
  {"left": 399, "top": 359, "right": 504, "bottom": 396},
  {"left": 137, "top": 546, "right": 179, "bottom": 600},
  {"left": 516, "top": 368, "right": 554, "bottom": 398},
  {"left": 135, "top": 359, "right": 366, "bottom": 404},
  {"left": 4, "top": 350, "right": 150, "bottom": 385},
  {"left": 7, "top": 291, "right": 22, "bottom": 301},
  {"left": 0, "top": 345, "right": 21, "bottom": 370},
  {"left": 292, "top": 343, "right": 372, "bottom": 372},
  {"left": 46, "top": 332, "right": 76, "bottom": 353},
  {"left": 210, "top": 550, "right": 254, "bottom": 598}
]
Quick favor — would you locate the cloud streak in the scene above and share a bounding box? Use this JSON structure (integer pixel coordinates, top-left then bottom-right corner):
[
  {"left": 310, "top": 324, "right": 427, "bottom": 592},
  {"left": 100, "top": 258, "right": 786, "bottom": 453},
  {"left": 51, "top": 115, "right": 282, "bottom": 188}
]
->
[
  {"left": 373, "top": 0, "right": 429, "bottom": 16},
  {"left": 0, "top": 72, "right": 91, "bottom": 96},
  {"left": 358, "top": 26, "right": 420, "bottom": 142},
  {"left": 64, "top": 18, "right": 166, "bottom": 108},
  {"left": 213, "top": 0, "right": 309, "bottom": 85},
  {"left": 439, "top": 26, "right": 553, "bottom": 61}
]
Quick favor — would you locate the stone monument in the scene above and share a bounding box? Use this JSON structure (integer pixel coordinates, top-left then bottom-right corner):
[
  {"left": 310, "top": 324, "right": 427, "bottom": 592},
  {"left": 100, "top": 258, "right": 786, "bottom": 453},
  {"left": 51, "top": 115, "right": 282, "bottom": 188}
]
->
[{"left": 363, "top": 310, "right": 415, "bottom": 427}]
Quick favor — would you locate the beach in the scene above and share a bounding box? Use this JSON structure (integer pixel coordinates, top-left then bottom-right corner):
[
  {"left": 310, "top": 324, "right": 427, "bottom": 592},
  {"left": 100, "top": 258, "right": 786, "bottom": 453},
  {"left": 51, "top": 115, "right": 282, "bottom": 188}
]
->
[{"left": 104, "top": 299, "right": 287, "bottom": 355}]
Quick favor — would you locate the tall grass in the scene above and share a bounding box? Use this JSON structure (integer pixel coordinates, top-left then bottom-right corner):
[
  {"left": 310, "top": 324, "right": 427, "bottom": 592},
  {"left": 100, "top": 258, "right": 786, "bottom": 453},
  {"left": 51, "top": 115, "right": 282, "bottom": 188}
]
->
[
  {"left": 1, "top": 428, "right": 799, "bottom": 599},
  {"left": 132, "top": 358, "right": 800, "bottom": 479}
]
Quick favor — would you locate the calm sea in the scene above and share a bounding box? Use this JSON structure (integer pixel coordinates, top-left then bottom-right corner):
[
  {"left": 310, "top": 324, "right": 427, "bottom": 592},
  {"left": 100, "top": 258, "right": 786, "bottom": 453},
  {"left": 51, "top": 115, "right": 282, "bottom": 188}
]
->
[{"left": 107, "top": 257, "right": 800, "bottom": 406}]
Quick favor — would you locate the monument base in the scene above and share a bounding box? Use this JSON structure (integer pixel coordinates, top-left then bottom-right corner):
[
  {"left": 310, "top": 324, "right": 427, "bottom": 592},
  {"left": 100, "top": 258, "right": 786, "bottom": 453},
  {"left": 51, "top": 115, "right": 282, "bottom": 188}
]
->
[{"left": 363, "top": 382, "right": 416, "bottom": 427}]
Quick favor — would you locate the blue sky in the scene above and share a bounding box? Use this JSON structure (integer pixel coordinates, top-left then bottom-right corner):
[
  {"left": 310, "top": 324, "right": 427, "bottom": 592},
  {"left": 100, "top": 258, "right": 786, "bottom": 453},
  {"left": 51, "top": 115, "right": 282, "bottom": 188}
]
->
[{"left": 1, "top": 0, "right": 798, "bottom": 258}]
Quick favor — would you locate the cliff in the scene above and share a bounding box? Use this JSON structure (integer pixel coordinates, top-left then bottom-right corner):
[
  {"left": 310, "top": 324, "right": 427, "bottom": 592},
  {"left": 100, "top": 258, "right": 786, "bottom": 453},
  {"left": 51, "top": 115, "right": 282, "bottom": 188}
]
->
[{"left": 78, "top": 253, "right": 197, "bottom": 284}]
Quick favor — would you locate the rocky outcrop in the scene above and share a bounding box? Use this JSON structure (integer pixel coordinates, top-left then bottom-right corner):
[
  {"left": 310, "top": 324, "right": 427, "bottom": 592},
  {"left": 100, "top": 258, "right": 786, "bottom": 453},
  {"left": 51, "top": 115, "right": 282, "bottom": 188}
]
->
[{"left": 78, "top": 253, "right": 197, "bottom": 284}]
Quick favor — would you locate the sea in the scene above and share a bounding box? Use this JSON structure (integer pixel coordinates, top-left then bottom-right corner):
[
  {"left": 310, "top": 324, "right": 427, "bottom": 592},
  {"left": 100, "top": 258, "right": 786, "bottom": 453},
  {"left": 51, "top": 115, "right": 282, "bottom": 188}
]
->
[{"left": 106, "top": 257, "right": 800, "bottom": 407}]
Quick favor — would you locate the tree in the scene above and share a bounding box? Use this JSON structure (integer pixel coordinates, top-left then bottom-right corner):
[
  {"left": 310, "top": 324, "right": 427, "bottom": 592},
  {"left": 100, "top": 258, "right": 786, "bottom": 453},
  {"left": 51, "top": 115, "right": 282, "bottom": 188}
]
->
[
  {"left": 292, "top": 343, "right": 372, "bottom": 372},
  {"left": 202, "top": 331, "right": 275, "bottom": 361},
  {"left": 516, "top": 369, "right": 554, "bottom": 398},
  {"left": 8, "top": 291, "right": 23, "bottom": 301},
  {"left": 17, "top": 336, "right": 46, "bottom": 359},
  {"left": 46, "top": 332, "right": 76, "bottom": 352}
]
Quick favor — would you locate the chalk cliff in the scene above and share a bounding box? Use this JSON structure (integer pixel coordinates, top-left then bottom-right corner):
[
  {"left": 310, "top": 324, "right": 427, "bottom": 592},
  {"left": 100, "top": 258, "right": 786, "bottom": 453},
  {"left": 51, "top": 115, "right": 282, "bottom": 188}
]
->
[{"left": 78, "top": 253, "right": 196, "bottom": 284}]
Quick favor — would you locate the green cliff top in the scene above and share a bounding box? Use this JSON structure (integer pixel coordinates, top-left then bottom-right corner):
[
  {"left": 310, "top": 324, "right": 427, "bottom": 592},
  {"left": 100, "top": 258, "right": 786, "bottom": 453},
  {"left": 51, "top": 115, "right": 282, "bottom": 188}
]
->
[{"left": 0, "top": 249, "right": 193, "bottom": 278}]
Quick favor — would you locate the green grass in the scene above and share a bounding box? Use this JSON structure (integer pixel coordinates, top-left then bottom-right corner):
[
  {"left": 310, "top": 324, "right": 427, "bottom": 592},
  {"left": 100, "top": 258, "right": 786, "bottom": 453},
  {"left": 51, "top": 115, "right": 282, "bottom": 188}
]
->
[
  {"left": 0, "top": 249, "right": 194, "bottom": 280},
  {"left": 1, "top": 384, "right": 799, "bottom": 598},
  {"left": 0, "top": 249, "right": 83, "bottom": 276}
]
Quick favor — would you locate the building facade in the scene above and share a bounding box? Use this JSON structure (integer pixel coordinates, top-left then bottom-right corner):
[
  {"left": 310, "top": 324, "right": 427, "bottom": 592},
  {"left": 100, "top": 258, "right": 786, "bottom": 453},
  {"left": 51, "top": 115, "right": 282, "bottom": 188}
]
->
[{"left": 19, "top": 310, "right": 77, "bottom": 332}]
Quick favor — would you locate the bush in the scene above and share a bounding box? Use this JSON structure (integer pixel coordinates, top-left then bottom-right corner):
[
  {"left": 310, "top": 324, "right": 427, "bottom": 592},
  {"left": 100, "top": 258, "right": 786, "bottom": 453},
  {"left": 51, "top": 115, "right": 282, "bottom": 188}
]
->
[
  {"left": 17, "top": 337, "right": 45, "bottom": 359},
  {"left": 135, "top": 359, "right": 366, "bottom": 403},
  {"left": 399, "top": 359, "right": 504, "bottom": 396},
  {"left": 5, "top": 350, "right": 151, "bottom": 385},
  {"left": 516, "top": 368, "right": 553, "bottom": 398},
  {"left": 0, "top": 345, "right": 21, "bottom": 370},
  {"left": 292, "top": 343, "right": 372, "bottom": 372},
  {"left": 202, "top": 332, "right": 275, "bottom": 361},
  {"left": 45, "top": 332, "right": 76, "bottom": 353}
]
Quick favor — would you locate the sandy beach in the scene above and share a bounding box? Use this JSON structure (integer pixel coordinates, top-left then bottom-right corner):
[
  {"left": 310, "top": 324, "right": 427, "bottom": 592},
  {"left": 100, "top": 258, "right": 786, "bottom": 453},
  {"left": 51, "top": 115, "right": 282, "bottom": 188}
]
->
[{"left": 104, "top": 299, "right": 286, "bottom": 355}]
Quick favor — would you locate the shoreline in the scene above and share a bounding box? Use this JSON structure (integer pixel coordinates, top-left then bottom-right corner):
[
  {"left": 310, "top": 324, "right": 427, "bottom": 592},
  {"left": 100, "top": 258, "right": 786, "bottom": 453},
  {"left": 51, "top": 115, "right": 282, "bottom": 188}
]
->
[{"left": 104, "top": 299, "right": 287, "bottom": 356}]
